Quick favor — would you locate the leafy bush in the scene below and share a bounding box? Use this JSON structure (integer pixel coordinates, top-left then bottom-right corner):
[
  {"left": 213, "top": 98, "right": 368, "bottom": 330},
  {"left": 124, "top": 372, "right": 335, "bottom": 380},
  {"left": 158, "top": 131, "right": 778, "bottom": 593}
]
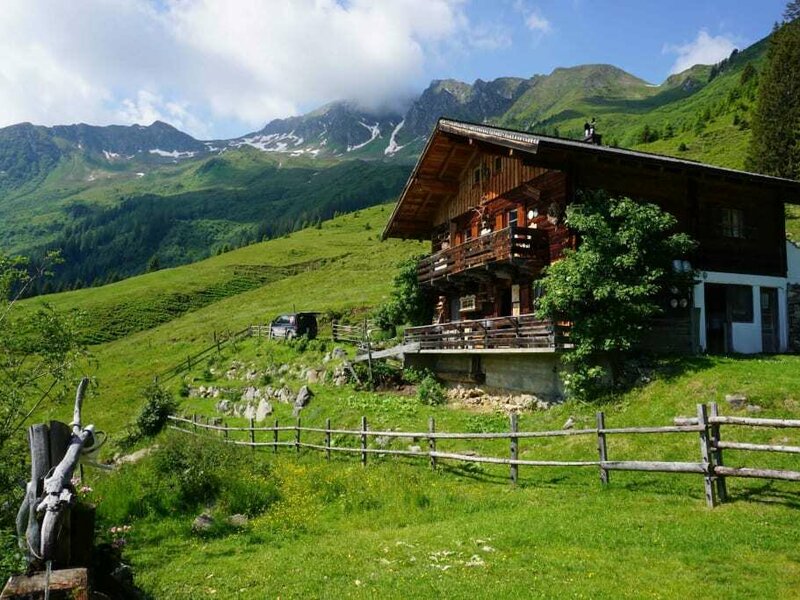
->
[
  {"left": 535, "top": 190, "right": 696, "bottom": 400},
  {"left": 417, "top": 374, "right": 446, "bottom": 406},
  {"left": 136, "top": 382, "right": 178, "bottom": 437},
  {"left": 153, "top": 434, "right": 226, "bottom": 508},
  {"left": 219, "top": 471, "right": 280, "bottom": 517},
  {"left": 374, "top": 255, "right": 434, "bottom": 329}
]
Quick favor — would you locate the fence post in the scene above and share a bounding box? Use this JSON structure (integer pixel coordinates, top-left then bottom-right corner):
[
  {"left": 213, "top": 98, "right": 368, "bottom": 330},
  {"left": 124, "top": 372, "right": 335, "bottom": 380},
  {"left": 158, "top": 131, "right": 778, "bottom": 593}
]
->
[
  {"left": 295, "top": 418, "right": 301, "bottom": 454},
  {"left": 187, "top": 355, "right": 192, "bottom": 371},
  {"left": 273, "top": 419, "right": 279, "bottom": 453},
  {"left": 325, "top": 418, "right": 332, "bottom": 461},
  {"left": 596, "top": 411, "right": 609, "bottom": 485},
  {"left": 249, "top": 417, "right": 255, "bottom": 450},
  {"left": 510, "top": 413, "right": 519, "bottom": 485},
  {"left": 428, "top": 417, "right": 437, "bottom": 471},
  {"left": 697, "top": 403, "right": 717, "bottom": 508},
  {"left": 192, "top": 413, "right": 198, "bottom": 434},
  {"left": 709, "top": 402, "right": 727, "bottom": 503},
  {"left": 361, "top": 416, "right": 368, "bottom": 467},
  {"left": 223, "top": 420, "right": 229, "bottom": 441}
]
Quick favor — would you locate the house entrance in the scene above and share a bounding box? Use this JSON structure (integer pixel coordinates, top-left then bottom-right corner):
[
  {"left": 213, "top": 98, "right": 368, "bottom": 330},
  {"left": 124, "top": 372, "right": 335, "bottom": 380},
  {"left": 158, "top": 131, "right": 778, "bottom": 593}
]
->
[
  {"left": 704, "top": 283, "right": 754, "bottom": 354},
  {"left": 760, "top": 287, "right": 779, "bottom": 353}
]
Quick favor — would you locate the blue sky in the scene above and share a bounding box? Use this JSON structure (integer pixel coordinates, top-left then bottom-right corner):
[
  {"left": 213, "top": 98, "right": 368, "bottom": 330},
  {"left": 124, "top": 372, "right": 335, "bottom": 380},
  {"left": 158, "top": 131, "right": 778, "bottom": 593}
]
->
[
  {"left": 0, "top": 0, "right": 789, "bottom": 139},
  {"left": 448, "top": 1, "right": 786, "bottom": 85}
]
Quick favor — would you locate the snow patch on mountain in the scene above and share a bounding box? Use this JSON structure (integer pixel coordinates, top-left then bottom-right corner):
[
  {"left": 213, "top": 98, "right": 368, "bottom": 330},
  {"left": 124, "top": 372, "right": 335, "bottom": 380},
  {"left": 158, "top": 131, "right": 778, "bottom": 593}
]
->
[
  {"left": 347, "top": 121, "right": 380, "bottom": 152},
  {"left": 148, "top": 148, "right": 197, "bottom": 159},
  {"left": 384, "top": 120, "right": 406, "bottom": 156},
  {"left": 103, "top": 150, "right": 121, "bottom": 160}
]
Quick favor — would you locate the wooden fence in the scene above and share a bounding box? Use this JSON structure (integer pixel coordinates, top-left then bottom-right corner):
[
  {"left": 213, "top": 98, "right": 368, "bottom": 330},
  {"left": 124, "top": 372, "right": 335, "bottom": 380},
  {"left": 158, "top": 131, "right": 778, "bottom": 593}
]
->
[
  {"left": 167, "top": 403, "right": 800, "bottom": 508},
  {"left": 154, "top": 326, "right": 256, "bottom": 383}
]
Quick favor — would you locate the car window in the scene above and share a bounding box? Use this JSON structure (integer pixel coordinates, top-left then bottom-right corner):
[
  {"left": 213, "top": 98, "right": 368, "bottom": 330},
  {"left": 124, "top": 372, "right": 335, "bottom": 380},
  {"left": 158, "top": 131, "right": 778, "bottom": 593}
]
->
[{"left": 274, "top": 315, "right": 291, "bottom": 325}]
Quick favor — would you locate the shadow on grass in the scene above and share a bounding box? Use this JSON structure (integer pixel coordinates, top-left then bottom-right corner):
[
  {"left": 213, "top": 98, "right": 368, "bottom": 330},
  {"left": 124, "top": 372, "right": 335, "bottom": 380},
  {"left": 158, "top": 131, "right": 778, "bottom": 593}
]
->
[{"left": 726, "top": 481, "right": 800, "bottom": 509}]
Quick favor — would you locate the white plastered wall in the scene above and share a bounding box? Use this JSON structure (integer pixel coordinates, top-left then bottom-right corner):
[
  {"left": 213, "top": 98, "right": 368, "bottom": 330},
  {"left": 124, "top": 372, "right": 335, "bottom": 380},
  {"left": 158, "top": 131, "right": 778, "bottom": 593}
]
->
[
  {"left": 694, "top": 271, "right": 788, "bottom": 354},
  {"left": 788, "top": 241, "right": 800, "bottom": 284}
]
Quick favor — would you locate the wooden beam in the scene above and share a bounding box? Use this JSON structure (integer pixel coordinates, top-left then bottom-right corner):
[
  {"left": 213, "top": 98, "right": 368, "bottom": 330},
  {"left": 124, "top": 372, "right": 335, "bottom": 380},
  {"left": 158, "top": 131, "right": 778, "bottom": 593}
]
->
[{"left": 413, "top": 177, "right": 459, "bottom": 195}]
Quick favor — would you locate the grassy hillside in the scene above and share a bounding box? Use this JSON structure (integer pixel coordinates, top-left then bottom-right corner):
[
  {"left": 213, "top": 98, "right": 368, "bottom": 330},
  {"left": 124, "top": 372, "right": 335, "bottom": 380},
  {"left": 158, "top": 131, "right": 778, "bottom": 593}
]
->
[
  {"left": 83, "top": 336, "right": 800, "bottom": 598},
  {"left": 2, "top": 149, "right": 410, "bottom": 291},
  {"left": 12, "top": 167, "right": 800, "bottom": 600},
  {"left": 24, "top": 204, "right": 425, "bottom": 430}
]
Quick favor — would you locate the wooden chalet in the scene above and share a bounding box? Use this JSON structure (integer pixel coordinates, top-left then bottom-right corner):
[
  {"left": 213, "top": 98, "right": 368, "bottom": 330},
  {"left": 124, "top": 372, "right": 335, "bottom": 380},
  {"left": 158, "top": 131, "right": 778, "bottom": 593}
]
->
[{"left": 383, "top": 119, "right": 800, "bottom": 396}]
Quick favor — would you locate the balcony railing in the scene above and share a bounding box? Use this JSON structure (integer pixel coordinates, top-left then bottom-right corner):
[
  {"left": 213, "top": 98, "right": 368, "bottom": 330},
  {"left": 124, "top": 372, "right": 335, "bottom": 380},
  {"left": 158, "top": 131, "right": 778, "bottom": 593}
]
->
[
  {"left": 417, "top": 225, "right": 550, "bottom": 286},
  {"left": 404, "top": 314, "right": 570, "bottom": 351}
]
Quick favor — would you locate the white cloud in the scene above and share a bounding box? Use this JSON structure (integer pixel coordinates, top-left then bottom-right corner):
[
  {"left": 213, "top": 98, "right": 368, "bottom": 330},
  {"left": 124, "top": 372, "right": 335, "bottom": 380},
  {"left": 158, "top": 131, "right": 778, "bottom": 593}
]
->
[
  {"left": 0, "top": 0, "right": 469, "bottom": 138},
  {"left": 524, "top": 12, "right": 551, "bottom": 33},
  {"left": 512, "top": 1, "right": 551, "bottom": 34},
  {"left": 469, "top": 22, "right": 514, "bottom": 50},
  {"left": 664, "top": 30, "right": 738, "bottom": 75}
]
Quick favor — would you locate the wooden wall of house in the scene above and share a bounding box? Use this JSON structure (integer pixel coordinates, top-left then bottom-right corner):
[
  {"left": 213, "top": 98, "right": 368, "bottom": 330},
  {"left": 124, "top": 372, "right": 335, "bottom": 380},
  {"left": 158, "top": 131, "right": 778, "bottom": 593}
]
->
[
  {"left": 573, "top": 164, "right": 788, "bottom": 277},
  {"left": 432, "top": 154, "right": 547, "bottom": 228},
  {"left": 428, "top": 146, "right": 788, "bottom": 279}
]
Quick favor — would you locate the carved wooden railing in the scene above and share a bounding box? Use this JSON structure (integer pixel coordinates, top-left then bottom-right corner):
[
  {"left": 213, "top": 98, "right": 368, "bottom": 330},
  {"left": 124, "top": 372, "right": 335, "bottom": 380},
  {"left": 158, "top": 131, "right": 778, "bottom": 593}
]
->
[
  {"left": 403, "top": 314, "right": 570, "bottom": 351},
  {"left": 417, "top": 226, "right": 550, "bottom": 286}
]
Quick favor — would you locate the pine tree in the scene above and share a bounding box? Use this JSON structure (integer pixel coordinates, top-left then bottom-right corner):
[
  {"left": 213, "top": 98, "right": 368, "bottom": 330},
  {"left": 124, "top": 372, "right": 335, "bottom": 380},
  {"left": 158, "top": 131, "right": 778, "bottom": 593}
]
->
[
  {"left": 746, "top": 17, "right": 800, "bottom": 178},
  {"left": 786, "top": 1, "right": 800, "bottom": 21}
]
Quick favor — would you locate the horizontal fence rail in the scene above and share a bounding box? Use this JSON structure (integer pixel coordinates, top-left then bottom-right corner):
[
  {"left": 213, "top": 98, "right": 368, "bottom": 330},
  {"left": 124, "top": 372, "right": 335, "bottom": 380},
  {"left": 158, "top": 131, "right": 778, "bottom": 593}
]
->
[{"left": 167, "top": 403, "right": 800, "bottom": 508}]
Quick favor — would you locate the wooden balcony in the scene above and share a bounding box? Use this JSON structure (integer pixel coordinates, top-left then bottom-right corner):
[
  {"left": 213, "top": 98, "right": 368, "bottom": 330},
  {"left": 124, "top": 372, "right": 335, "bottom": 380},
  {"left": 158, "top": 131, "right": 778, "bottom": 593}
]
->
[
  {"left": 417, "top": 226, "right": 550, "bottom": 287},
  {"left": 404, "top": 314, "right": 570, "bottom": 352}
]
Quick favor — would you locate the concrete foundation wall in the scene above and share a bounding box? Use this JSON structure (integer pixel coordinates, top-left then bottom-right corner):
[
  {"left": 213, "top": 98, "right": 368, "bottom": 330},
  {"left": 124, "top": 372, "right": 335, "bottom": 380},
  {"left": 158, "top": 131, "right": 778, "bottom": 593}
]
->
[{"left": 405, "top": 352, "right": 565, "bottom": 400}]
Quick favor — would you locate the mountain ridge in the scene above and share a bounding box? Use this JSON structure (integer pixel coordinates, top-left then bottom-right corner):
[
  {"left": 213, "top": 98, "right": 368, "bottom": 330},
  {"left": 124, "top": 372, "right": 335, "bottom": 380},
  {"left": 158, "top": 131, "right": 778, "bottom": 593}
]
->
[{"left": 0, "top": 33, "right": 779, "bottom": 292}]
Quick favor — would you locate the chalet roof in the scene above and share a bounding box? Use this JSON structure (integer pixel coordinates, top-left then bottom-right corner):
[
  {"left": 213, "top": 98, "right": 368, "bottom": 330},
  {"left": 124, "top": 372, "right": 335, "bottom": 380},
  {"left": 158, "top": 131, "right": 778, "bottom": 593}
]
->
[{"left": 383, "top": 118, "right": 800, "bottom": 240}]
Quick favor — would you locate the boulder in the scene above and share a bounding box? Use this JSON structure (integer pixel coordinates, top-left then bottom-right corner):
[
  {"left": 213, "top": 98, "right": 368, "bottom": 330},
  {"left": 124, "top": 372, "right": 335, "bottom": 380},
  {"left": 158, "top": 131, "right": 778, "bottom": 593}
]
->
[
  {"left": 241, "top": 386, "right": 261, "bottom": 402},
  {"left": 215, "top": 399, "right": 231, "bottom": 414},
  {"left": 278, "top": 364, "right": 290, "bottom": 374},
  {"left": 256, "top": 399, "right": 273, "bottom": 422},
  {"left": 227, "top": 513, "right": 249, "bottom": 528},
  {"left": 233, "top": 403, "right": 242, "bottom": 418},
  {"left": 726, "top": 394, "right": 748, "bottom": 410},
  {"left": 322, "top": 352, "right": 332, "bottom": 364},
  {"left": 746, "top": 404, "right": 763, "bottom": 413},
  {"left": 306, "top": 369, "right": 320, "bottom": 384},
  {"left": 243, "top": 403, "right": 256, "bottom": 420},
  {"left": 192, "top": 512, "right": 214, "bottom": 533},
  {"left": 279, "top": 386, "right": 293, "bottom": 403},
  {"left": 295, "top": 385, "right": 313, "bottom": 408}
]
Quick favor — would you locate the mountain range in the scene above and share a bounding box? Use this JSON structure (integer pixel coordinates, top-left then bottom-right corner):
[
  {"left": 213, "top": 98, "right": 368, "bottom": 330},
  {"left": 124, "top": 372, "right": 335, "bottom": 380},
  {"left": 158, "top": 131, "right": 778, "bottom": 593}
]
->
[{"left": 0, "top": 33, "right": 774, "bottom": 292}]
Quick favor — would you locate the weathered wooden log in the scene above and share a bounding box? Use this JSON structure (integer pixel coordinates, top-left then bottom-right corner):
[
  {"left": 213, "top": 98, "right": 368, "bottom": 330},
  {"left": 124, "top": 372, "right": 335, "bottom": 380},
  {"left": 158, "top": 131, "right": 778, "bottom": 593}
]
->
[
  {"left": 715, "top": 440, "right": 800, "bottom": 454},
  {"left": 710, "top": 416, "right": 800, "bottom": 428},
  {"left": 0, "top": 567, "right": 88, "bottom": 600},
  {"left": 714, "top": 466, "right": 800, "bottom": 481},
  {"left": 37, "top": 380, "right": 93, "bottom": 561}
]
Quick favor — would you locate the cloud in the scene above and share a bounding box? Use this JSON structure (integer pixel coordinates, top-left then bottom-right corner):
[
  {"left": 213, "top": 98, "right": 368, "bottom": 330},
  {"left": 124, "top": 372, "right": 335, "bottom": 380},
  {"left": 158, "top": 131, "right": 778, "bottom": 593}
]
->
[
  {"left": 0, "top": 0, "right": 469, "bottom": 138},
  {"left": 664, "top": 30, "right": 738, "bottom": 75},
  {"left": 524, "top": 12, "right": 551, "bottom": 33},
  {"left": 512, "top": 1, "right": 551, "bottom": 34},
  {"left": 469, "top": 22, "right": 514, "bottom": 51}
]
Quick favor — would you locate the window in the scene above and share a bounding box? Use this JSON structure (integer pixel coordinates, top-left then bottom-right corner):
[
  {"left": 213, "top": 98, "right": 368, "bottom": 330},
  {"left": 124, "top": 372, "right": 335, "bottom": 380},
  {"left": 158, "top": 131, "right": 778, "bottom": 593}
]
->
[
  {"left": 473, "top": 167, "right": 481, "bottom": 186},
  {"left": 727, "top": 284, "right": 753, "bottom": 322},
  {"left": 494, "top": 156, "right": 502, "bottom": 174},
  {"left": 507, "top": 209, "right": 519, "bottom": 228},
  {"left": 720, "top": 207, "right": 745, "bottom": 238}
]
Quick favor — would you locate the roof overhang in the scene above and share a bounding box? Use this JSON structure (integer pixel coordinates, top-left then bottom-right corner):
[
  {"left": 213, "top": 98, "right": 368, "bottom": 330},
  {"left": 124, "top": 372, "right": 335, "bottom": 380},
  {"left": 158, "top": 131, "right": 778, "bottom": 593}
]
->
[{"left": 383, "top": 118, "right": 800, "bottom": 241}]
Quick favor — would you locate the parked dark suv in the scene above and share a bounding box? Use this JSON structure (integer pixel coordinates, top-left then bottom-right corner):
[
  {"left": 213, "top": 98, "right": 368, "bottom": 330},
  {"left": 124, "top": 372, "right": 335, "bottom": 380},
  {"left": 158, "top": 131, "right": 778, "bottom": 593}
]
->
[{"left": 269, "top": 312, "right": 318, "bottom": 340}]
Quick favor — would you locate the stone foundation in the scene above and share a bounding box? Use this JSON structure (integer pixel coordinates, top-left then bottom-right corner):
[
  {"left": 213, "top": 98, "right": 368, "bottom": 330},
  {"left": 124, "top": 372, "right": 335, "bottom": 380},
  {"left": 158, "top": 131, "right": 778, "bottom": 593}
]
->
[
  {"left": 404, "top": 351, "right": 565, "bottom": 402},
  {"left": 789, "top": 283, "right": 800, "bottom": 353}
]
